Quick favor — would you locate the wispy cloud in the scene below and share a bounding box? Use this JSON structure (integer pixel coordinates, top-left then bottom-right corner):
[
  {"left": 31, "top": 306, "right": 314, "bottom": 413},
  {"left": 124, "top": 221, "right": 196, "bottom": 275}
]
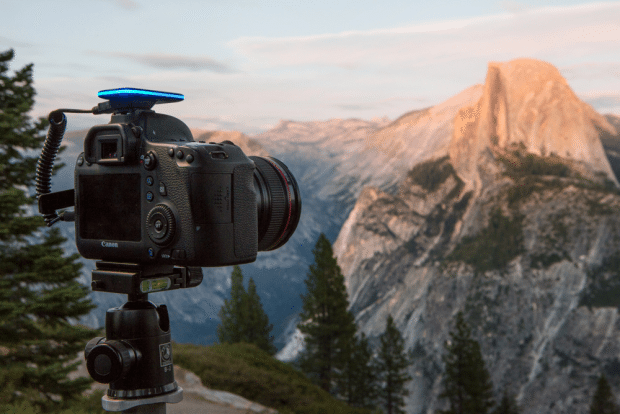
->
[
  {"left": 582, "top": 93, "right": 620, "bottom": 110},
  {"left": 561, "top": 62, "right": 620, "bottom": 79},
  {"left": 105, "top": 52, "right": 237, "bottom": 73},
  {"left": 101, "top": 0, "right": 140, "bottom": 10},
  {"left": 0, "top": 36, "right": 34, "bottom": 49},
  {"left": 229, "top": 2, "right": 620, "bottom": 71}
]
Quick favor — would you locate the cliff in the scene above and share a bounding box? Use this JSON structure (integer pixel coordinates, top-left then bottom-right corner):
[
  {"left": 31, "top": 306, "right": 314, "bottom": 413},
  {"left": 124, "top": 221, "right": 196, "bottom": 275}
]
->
[
  {"left": 333, "top": 59, "right": 620, "bottom": 413},
  {"left": 449, "top": 59, "right": 618, "bottom": 191}
]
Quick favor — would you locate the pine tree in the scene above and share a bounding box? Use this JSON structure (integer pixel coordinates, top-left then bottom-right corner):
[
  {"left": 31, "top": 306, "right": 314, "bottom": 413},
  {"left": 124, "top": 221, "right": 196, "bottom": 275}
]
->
[
  {"left": 339, "top": 332, "right": 379, "bottom": 409},
  {"left": 218, "top": 265, "right": 247, "bottom": 344},
  {"left": 590, "top": 374, "right": 620, "bottom": 414},
  {"left": 376, "top": 314, "right": 413, "bottom": 414},
  {"left": 437, "top": 311, "right": 495, "bottom": 414},
  {"left": 217, "top": 266, "right": 276, "bottom": 355},
  {"left": 298, "top": 233, "right": 356, "bottom": 394},
  {"left": 244, "top": 277, "right": 276, "bottom": 355},
  {"left": 0, "top": 48, "right": 98, "bottom": 411},
  {"left": 491, "top": 390, "right": 520, "bottom": 414}
]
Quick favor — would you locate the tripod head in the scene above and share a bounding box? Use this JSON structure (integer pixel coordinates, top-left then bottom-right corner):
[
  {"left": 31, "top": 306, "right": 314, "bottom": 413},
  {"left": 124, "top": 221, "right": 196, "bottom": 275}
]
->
[{"left": 84, "top": 262, "right": 203, "bottom": 412}]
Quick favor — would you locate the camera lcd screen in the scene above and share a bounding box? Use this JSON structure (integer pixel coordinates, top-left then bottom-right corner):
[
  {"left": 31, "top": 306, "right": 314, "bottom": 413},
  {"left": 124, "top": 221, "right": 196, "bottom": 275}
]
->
[{"left": 79, "top": 174, "right": 141, "bottom": 242}]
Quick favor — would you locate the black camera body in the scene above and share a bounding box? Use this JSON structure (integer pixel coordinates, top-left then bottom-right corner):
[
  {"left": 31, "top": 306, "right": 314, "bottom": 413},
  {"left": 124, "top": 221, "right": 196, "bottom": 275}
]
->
[
  {"left": 37, "top": 88, "right": 302, "bottom": 410},
  {"left": 75, "top": 110, "right": 259, "bottom": 267}
]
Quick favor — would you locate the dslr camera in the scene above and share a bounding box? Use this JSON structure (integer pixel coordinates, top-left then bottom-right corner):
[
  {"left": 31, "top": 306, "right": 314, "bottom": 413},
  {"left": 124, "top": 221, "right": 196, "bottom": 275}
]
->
[
  {"left": 38, "top": 88, "right": 302, "bottom": 267},
  {"left": 36, "top": 88, "right": 302, "bottom": 411}
]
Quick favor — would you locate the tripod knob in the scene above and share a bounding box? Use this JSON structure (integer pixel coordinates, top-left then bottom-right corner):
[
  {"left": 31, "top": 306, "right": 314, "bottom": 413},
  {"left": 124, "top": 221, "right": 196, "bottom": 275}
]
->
[{"left": 85, "top": 338, "right": 138, "bottom": 384}]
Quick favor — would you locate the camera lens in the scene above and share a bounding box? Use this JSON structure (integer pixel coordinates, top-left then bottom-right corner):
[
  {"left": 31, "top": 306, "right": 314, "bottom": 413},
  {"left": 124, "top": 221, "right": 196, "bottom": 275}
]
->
[{"left": 251, "top": 156, "right": 301, "bottom": 251}]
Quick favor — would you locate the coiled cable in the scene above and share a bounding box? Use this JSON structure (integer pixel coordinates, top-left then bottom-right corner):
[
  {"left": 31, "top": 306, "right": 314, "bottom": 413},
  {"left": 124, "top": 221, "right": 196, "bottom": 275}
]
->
[
  {"left": 36, "top": 111, "right": 67, "bottom": 226},
  {"left": 36, "top": 108, "right": 93, "bottom": 226}
]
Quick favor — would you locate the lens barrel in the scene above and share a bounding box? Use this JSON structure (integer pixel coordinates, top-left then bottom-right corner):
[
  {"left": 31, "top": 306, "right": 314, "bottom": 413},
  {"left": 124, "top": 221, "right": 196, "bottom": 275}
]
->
[{"left": 251, "top": 156, "right": 301, "bottom": 251}]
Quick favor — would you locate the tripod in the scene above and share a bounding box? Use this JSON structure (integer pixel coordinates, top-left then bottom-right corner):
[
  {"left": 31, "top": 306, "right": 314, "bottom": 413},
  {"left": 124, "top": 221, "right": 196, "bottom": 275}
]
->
[{"left": 84, "top": 262, "right": 203, "bottom": 413}]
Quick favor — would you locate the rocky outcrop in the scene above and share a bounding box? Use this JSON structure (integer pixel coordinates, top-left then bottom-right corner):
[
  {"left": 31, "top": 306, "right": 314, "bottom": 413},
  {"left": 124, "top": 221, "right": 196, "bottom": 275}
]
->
[
  {"left": 334, "top": 59, "right": 620, "bottom": 414},
  {"left": 449, "top": 59, "right": 618, "bottom": 191},
  {"left": 335, "top": 155, "right": 620, "bottom": 414}
]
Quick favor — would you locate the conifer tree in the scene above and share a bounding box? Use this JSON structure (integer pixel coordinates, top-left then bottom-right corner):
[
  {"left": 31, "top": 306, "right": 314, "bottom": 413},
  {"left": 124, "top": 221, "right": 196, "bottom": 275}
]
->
[
  {"left": 217, "top": 266, "right": 276, "bottom": 354},
  {"left": 590, "top": 374, "right": 620, "bottom": 414},
  {"left": 298, "top": 233, "right": 356, "bottom": 394},
  {"left": 0, "top": 48, "right": 98, "bottom": 411},
  {"left": 339, "top": 332, "right": 379, "bottom": 409},
  {"left": 218, "top": 265, "right": 247, "bottom": 344},
  {"left": 376, "top": 314, "right": 413, "bottom": 414},
  {"left": 437, "top": 311, "right": 494, "bottom": 414},
  {"left": 491, "top": 390, "right": 520, "bottom": 414},
  {"left": 244, "top": 277, "right": 276, "bottom": 355}
]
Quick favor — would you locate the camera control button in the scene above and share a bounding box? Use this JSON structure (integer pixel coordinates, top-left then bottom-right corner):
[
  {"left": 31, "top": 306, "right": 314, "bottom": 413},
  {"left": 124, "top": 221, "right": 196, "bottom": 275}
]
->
[
  {"left": 186, "top": 154, "right": 194, "bottom": 163},
  {"left": 168, "top": 148, "right": 175, "bottom": 157},
  {"left": 143, "top": 151, "right": 157, "bottom": 170},
  {"left": 146, "top": 191, "right": 154, "bottom": 202},
  {"left": 77, "top": 156, "right": 84, "bottom": 166},
  {"left": 176, "top": 150, "right": 184, "bottom": 159},
  {"left": 148, "top": 248, "right": 155, "bottom": 258},
  {"left": 159, "top": 182, "right": 167, "bottom": 196},
  {"left": 146, "top": 176, "right": 154, "bottom": 186},
  {"left": 147, "top": 205, "right": 175, "bottom": 246}
]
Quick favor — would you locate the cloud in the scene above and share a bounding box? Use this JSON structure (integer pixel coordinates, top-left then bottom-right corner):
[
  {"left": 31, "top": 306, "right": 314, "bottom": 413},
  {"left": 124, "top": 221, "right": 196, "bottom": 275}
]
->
[
  {"left": 100, "top": 0, "right": 140, "bottom": 10},
  {"left": 500, "top": 1, "right": 531, "bottom": 14},
  {"left": 582, "top": 93, "right": 620, "bottom": 109},
  {"left": 229, "top": 2, "right": 620, "bottom": 71},
  {"left": 115, "top": 0, "right": 139, "bottom": 9},
  {"left": 105, "top": 52, "right": 237, "bottom": 73},
  {"left": 0, "top": 36, "right": 34, "bottom": 49},
  {"left": 561, "top": 62, "right": 620, "bottom": 80}
]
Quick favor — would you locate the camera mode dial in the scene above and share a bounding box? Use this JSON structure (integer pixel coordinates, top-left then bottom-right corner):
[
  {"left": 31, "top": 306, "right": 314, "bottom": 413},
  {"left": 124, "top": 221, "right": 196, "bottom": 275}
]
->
[{"left": 147, "top": 205, "right": 176, "bottom": 246}]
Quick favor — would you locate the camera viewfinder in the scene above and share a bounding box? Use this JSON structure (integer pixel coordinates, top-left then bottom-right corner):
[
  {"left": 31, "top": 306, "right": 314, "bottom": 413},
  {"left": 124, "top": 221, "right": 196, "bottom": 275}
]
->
[{"left": 97, "top": 134, "right": 122, "bottom": 163}]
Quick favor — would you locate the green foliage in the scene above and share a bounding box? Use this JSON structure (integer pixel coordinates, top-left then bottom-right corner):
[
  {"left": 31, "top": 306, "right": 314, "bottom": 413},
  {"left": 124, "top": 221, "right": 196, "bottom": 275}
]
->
[
  {"left": 376, "top": 315, "right": 413, "bottom": 414},
  {"left": 218, "top": 265, "right": 276, "bottom": 354},
  {"left": 491, "top": 390, "right": 521, "bottom": 414},
  {"left": 500, "top": 151, "right": 570, "bottom": 180},
  {"left": 172, "top": 342, "right": 372, "bottom": 414},
  {"left": 530, "top": 253, "right": 565, "bottom": 270},
  {"left": 1, "top": 391, "right": 116, "bottom": 414},
  {"left": 497, "top": 150, "right": 575, "bottom": 206},
  {"left": 580, "top": 254, "right": 620, "bottom": 309},
  {"left": 245, "top": 277, "right": 277, "bottom": 354},
  {"left": 448, "top": 209, "right": 524, "bottom": 273},
  {"left": 298, "top": 233, "right": 357, "bottom": 394},
  {"left": 590, "top": 374, "right": 620, "bottom": 414},
  {"left": 338, "top": 333, "right": 380, "bottom": 410},
  {"left": 0, "top": 48, "right": 98, "bottom": 412},
  {"left": 408, "top": 156, "right": 456, "bottom": 193},
  {"left": 437, "top": 312, "right": 495, "bottom": 414}
]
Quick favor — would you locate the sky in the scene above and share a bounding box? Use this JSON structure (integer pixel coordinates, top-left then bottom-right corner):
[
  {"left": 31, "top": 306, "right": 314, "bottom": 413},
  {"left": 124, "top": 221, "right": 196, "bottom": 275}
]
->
[{"left": 1, "top": 0, "right": 619, "bottom": 135}]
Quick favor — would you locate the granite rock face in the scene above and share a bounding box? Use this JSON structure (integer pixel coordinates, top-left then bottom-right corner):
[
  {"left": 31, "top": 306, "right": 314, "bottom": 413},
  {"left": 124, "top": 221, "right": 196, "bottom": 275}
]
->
[{"left": 333, "top": 59, "right": 620, "bottom": 414}]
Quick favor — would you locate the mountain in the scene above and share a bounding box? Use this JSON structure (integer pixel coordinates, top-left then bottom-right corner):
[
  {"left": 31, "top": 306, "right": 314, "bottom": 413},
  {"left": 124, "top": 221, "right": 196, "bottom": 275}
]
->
[
  {"left": 449, "top": 59, "right": 618, "bottom": 192},
  {"left": 333, "top": 58, "right": 620, "bottom": 413}
]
